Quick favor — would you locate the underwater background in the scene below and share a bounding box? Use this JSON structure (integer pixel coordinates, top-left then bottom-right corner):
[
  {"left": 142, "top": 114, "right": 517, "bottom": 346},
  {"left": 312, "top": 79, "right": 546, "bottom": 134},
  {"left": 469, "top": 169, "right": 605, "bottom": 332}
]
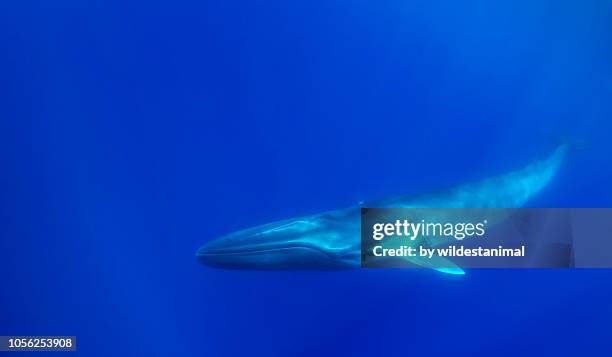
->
[{"left": 2, "top": 0, "right": 612, "bottom": 355}]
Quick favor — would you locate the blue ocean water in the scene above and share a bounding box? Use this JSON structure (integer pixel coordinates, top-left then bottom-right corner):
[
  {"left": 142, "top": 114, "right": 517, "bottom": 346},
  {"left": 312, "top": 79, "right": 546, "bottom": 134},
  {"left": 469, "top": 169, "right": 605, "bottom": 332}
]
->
[{"left": 1, "top": 0, "right": 612, "bottom": 356}]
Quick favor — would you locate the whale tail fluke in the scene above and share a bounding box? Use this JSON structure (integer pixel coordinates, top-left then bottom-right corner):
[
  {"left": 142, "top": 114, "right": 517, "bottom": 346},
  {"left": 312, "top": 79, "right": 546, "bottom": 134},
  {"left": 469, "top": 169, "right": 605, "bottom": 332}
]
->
[{"left": 548, "top": 134, "right": 591, "bottom": 151}]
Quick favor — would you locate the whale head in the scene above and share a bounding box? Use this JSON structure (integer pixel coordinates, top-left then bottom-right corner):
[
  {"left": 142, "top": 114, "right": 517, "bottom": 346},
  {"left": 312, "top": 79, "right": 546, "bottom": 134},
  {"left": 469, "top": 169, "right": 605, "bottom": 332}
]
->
[{"left": 196, "top": 210, "right": 360, "bottom": 269}]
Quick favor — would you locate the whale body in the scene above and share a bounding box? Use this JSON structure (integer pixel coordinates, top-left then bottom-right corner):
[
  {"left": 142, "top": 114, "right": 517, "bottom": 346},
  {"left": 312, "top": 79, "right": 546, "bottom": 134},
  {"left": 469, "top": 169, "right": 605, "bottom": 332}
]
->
[{"left": 197, "top": 144, "right": 568, "bottom": 274}]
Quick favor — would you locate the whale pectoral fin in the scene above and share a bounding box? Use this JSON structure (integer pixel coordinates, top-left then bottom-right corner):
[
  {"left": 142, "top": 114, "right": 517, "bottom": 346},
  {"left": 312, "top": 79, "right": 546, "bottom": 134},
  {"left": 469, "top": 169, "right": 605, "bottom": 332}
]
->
[
  {"left": 403, "top": 255, "right": 465, "bottom": 275},
  {"left": 434, "top": 267, "right": 465, "bottom": 275}
]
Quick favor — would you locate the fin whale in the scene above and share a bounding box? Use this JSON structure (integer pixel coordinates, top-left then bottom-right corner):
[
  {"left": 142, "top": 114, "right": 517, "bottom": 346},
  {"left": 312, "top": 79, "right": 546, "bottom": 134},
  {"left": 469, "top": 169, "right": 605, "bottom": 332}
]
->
[{"left": 197, "top": 144, "right": 568, "bottom": 274}]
